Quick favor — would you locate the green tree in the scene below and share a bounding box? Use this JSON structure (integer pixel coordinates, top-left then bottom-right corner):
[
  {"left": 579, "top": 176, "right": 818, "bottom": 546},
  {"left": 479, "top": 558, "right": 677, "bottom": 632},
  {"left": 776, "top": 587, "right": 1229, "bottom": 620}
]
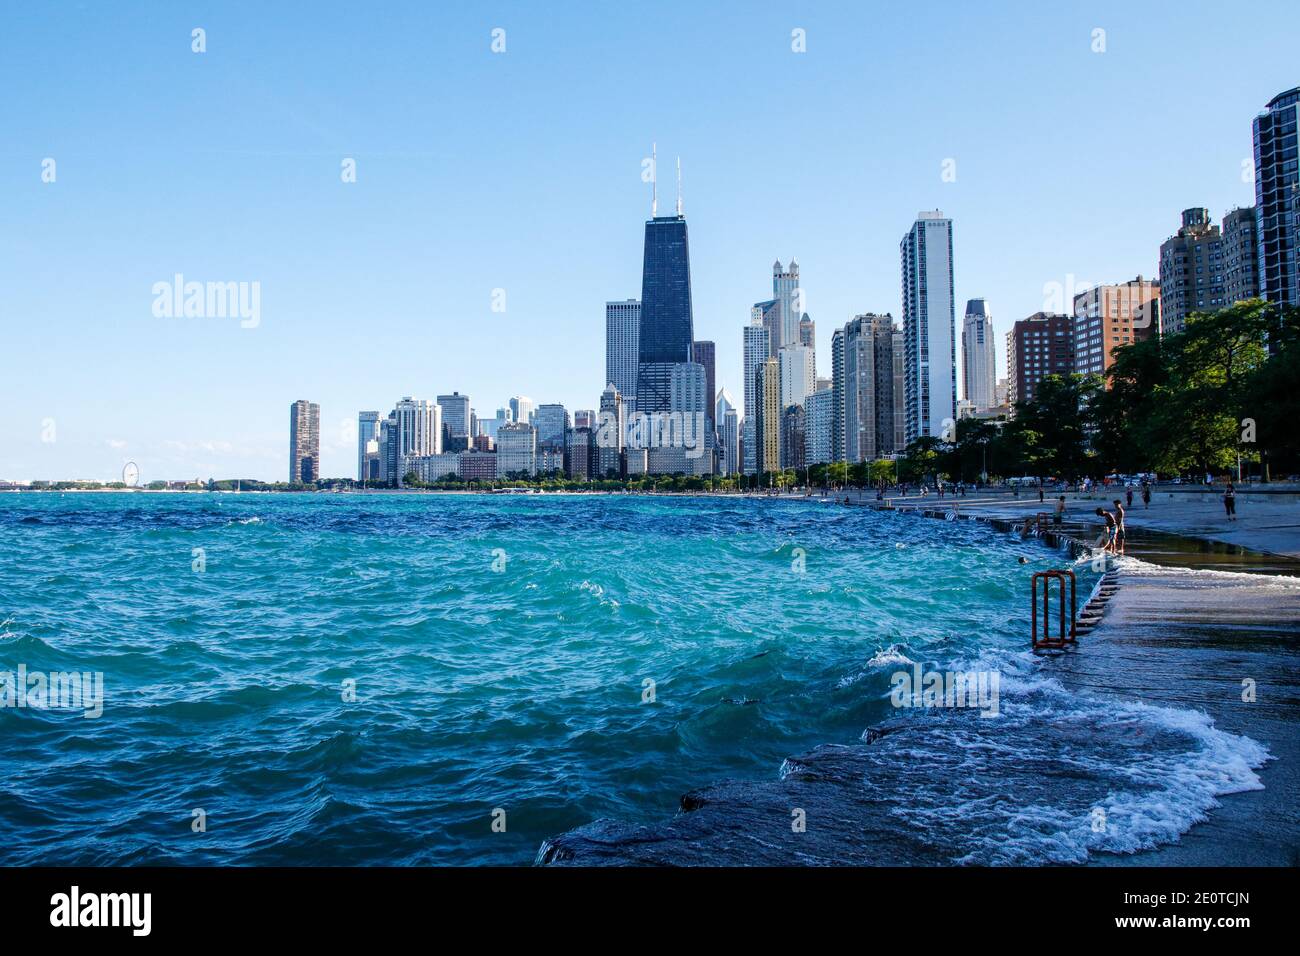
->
[
  {"left": 899, "top": 436, "right": 944, "bottom": 483},
  {"left": 1090, "top": 333, "right": 1172, "bottom": 474},
  {"left": 1242, "top": 303, "right": 1300, "bottom": 475},
  {"left": 1004, "top": 374, "right": 1100, "bottom": 479},
  {"left": 946, "top": 418, "right": 1000, "bottom": 482},
  {"left": 868, "top": 458, "right": 896, "bottom": 485},
  {"left": 1169, "top": 302, "right": 1272, "bottom": 474}
]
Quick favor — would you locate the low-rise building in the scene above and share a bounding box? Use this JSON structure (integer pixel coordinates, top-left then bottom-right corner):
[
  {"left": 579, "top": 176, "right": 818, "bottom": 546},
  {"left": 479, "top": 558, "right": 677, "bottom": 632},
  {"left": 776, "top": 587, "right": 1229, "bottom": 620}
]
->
[
  {"left": 1071, "top": 277, "right": 1160, "bottom": 380},
  {"left": 458, "top": 450, "right": 497, "bottom": 481},
  {"left": 1006, "top": 312, "right": 1073, "bottom": 407}
]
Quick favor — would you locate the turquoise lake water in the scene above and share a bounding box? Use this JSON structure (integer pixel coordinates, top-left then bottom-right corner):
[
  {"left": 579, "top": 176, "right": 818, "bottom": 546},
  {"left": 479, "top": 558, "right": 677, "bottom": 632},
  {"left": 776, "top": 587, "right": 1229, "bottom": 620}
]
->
[{"left": 0, "top": 493, "right": 1268, "bottom": 865}]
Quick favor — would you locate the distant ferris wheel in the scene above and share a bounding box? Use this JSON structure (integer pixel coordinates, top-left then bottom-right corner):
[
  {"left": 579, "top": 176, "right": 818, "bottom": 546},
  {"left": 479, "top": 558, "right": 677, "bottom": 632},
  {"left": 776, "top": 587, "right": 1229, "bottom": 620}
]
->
[{"left": 122, "top": 461, "right": 140, "bottom": 487}]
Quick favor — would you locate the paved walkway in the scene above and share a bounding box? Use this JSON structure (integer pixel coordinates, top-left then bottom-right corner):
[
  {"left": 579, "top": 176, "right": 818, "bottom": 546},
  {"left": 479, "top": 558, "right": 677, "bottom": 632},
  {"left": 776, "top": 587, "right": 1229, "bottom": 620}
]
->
[
  {"left": 881, "top": 488, "right": 1300, "bottom": 560},
  {"left": 1058, "top": 556, "right": 1300, "bottom": 866}
]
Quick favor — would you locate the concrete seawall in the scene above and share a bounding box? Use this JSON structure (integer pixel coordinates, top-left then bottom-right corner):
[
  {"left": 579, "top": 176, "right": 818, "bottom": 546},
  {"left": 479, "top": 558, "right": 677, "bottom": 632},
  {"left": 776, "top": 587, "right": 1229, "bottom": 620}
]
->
[{"left": 538, "top": 503, "right": 1299, "bottom": 867}]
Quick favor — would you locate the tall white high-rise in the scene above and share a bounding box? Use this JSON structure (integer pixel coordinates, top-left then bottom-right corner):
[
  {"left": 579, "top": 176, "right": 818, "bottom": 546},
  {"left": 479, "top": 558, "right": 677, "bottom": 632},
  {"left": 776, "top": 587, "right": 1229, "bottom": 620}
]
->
[
  {"left": 901, "top": 211, "right": 956, "bottom": 443},
  {"left": 961, "top": 299, "right": 997, "bottom": 411},
  {"left": 394, "top": 398, "right": 442, "bottom": 458},
  {"left": 773, "top": 258, "right": 802, "bottom": 349},
  {"left": 778, "top": 343, "right": 815, "bottom": 411},
  {"left": 605, "top": 299, "right": 640, "bottom": 414}
]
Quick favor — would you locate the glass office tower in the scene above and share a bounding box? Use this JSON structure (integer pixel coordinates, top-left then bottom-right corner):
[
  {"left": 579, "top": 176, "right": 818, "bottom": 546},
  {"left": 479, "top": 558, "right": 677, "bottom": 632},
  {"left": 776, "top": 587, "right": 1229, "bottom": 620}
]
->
[{"left": 636, "top": 215, "right": 694, "bottom": 414}]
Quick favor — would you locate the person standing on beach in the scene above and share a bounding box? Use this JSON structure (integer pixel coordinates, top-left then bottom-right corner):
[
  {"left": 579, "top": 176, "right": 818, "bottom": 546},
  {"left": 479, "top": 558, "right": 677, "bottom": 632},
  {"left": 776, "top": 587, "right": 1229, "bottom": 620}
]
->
[
  {"left": 1095, "top": 507, "right": 1117, "bottom": 553},
  {"left": 1141, "top": 482, "right": 1151, "bottom": 509},
  {"left": 1112, "top": 498, "right": 1126, "bottom": 554},
  {"left": 1038, "top": 480, "right": 1045, "bottom": 503},
  {"left": 1224, "top": 480, "right": 1237, "bottom": 521},
  {"left": 1125, "top": 486, "right": 1133, "bottom": 509}
]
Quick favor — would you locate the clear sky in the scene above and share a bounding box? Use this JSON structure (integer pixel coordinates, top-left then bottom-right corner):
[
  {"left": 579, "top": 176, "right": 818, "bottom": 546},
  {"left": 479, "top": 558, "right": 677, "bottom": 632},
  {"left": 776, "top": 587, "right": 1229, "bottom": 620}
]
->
[{"left": 3, "top": 0, "right": 1297, "bottom": 481}]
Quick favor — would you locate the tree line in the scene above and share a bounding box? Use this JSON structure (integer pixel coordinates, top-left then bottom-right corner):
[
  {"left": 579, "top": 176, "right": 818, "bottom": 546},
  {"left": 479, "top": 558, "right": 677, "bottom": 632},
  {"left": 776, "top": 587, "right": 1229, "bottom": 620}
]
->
[{"left": 904, "top": 299, "right": 1298, "bottom": 484}]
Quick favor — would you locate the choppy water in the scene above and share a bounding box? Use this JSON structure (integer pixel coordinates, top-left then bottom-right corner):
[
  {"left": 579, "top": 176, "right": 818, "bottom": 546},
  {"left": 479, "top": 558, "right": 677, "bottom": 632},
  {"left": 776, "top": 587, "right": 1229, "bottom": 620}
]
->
[{"left": 0, "top": 492, "right": 1270, "bottom": 865}]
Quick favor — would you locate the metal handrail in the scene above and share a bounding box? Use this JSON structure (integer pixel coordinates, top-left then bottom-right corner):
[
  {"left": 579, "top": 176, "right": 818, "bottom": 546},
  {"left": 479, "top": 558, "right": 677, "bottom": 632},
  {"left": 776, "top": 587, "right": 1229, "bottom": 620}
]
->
[{"left": 1031, "top": 570, "right": 1077, "bottom": 650}]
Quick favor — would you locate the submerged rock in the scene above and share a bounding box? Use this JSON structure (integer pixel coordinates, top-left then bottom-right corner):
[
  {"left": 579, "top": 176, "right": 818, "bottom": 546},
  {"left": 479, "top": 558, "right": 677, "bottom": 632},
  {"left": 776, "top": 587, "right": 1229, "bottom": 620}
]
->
[{"left": 537, "top": 672, "right": 1273, "bottom": 867}]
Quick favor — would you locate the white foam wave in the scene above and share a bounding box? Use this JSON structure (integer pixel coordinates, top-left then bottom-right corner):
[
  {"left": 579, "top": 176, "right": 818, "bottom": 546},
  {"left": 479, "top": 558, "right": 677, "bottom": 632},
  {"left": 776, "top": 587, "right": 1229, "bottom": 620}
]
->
[
  {"left": 837, "top": 644, "right": 915, "bottom": 687},
  {"left": 893, "top": 670, "right": 1271, "bottom": 865},
  {"left": 867, "top": 644, "right": 914, "bottom": 668},
  {"left": 1112, "top": 553, "right": 1300, "bottom": 587},
  {"left": 577, "top": 579, "right": 620, "bottom": 609}
]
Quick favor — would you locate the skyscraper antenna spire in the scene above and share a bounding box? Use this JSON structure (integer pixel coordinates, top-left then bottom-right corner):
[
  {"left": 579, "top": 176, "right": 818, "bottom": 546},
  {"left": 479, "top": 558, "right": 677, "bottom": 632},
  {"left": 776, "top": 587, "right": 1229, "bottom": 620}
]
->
[
  {"left": 651, "top": 142, "right": 658, "bottom": 217},
  {"left": 676, "top": 157, "right": 682, "bottom": 216}
]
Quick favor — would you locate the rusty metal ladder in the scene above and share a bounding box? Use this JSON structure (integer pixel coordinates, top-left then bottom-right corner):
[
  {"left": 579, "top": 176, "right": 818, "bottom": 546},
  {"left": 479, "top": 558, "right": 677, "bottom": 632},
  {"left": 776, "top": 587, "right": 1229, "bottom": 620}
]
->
[{"left": 1031, "top": 570, "right": 1076, "bottom": 650}]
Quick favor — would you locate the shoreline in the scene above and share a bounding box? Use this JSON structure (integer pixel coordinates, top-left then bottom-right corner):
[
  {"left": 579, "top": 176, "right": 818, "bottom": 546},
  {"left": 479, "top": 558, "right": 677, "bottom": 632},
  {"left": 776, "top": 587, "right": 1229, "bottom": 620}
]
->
[
  {"left": 873, "top": 487, "right": 1300, "bottom": 563},
  {"left": 13, "top": 482, "right": 1295, "bottom": 562},
  {"left": 538, "top": 501, "right": 1299, "bottom": 867}
]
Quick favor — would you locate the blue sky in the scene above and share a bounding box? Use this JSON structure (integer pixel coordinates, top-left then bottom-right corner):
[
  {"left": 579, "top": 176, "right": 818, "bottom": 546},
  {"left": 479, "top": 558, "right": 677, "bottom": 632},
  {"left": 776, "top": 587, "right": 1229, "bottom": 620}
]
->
[{"left": 3, "top": 0, "right": 1296, "bottom": 481}]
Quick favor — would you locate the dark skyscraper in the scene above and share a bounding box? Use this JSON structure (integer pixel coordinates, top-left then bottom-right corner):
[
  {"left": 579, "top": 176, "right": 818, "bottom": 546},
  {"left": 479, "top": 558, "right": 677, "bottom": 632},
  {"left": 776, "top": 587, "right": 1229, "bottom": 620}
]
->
[
  {"left": 691, "top": 339, "right": 716, "bottom": 426},
  {"left": 1253, "top": 88, "right": 1300, "bottom": 309},
  {"left": 637, "top": 161, "right": 695, "bottom": 414}
]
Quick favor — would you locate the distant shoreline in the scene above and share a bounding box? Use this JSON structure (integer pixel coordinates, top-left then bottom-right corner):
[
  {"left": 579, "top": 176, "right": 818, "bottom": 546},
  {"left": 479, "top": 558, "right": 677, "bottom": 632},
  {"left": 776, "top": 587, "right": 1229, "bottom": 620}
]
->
[{"left": 0, "top": 486, "right": 823, "bottom": 498}]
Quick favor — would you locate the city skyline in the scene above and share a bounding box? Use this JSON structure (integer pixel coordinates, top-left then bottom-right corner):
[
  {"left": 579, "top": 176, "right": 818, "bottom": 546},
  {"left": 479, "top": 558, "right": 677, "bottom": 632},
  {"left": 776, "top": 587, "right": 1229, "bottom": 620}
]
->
[{"left": 5, "top": 2, "right": 1297, "bottom": 482}]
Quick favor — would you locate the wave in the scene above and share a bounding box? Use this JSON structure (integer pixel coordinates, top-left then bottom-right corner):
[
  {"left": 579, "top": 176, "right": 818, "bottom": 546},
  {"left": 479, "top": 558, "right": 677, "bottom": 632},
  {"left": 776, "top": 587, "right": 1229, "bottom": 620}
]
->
[
  {"left": 1, "top": 493, "right": 1282, "bottom": 866},
  {"left": 1112, "top": 553, "right": 1300, "bottom": 587}
]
